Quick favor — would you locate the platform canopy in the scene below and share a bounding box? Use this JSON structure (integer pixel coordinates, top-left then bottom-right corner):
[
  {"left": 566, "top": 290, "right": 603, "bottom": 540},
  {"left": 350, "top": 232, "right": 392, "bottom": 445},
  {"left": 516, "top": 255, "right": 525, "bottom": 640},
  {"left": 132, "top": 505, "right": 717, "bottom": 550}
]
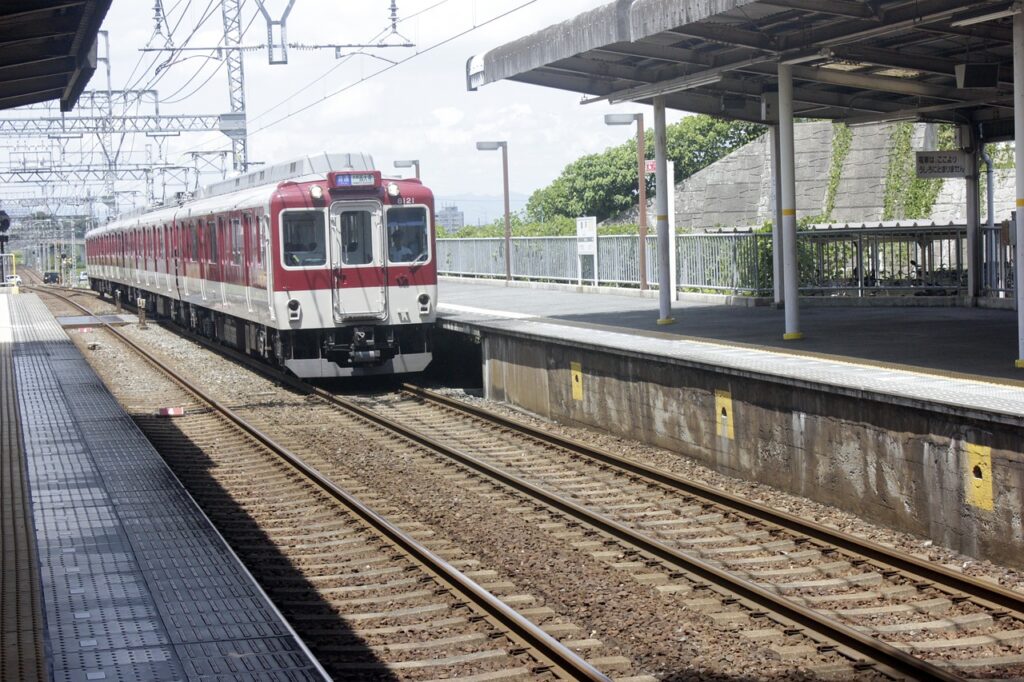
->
[
  {"left": 0, "top": 1, "right": 113, "bottom": 112},
  {"left": 467, "top": 0, "right": 1019, "bottom": 138}
]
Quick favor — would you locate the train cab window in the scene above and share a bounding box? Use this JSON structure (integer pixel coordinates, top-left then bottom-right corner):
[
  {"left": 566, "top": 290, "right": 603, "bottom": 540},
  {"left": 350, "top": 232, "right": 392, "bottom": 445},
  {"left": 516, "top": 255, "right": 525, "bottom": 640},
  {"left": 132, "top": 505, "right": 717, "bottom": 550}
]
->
[
  {"left": 282, "top": 210, "right": 327, "bottom": 267},
  {"left": 386, "top": 206, "right": 429, "bottom": 263},
  {"left": 334, "top": 209, "right": 374, "bottom": 266}
]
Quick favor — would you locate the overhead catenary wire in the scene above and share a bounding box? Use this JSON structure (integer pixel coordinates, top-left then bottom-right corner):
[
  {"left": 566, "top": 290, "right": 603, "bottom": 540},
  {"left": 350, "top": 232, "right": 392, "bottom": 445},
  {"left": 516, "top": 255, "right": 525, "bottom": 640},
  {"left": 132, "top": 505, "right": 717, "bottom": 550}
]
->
[
  {"left": 191, "top": 0, "right": 538, "bottom": 157},
  {"left": 161, "top": 7, "right": 261, "bottom": 104}
]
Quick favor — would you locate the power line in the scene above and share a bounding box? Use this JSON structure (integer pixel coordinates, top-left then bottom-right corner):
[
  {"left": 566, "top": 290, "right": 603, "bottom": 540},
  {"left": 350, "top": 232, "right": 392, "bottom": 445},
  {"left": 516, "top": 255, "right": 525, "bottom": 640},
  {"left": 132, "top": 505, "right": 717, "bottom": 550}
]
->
[
  {"left": 187, "top": 0, "right": 537, "bottom": 160},
  {"left": 161, "top": 7, "right": 261, "bottom": 104},
  {"left": 247, "top": 1, "right": 539, "bottom": 137}
]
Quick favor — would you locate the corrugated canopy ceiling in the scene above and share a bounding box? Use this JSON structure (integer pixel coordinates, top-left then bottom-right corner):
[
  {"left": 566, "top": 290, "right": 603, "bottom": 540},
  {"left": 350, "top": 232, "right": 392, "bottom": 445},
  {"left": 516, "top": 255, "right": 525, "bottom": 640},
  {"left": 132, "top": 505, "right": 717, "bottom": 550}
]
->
[
  {"left": 468, "top": 0, "right": 1021, "bottom": 139},
  {"left": 0, "top": 1, "right": 113, "bottom": 112}
]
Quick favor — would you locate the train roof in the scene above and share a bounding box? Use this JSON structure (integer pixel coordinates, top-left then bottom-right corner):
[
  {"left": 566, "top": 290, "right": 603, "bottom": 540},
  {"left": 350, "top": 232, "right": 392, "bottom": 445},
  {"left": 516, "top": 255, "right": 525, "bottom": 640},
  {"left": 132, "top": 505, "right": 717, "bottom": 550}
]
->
[
  {"left": 87, "top": 152, "right": 377, "bottom": 239},
  {"left": 196, "top": 152, "right": 375, "bottom": 200}
]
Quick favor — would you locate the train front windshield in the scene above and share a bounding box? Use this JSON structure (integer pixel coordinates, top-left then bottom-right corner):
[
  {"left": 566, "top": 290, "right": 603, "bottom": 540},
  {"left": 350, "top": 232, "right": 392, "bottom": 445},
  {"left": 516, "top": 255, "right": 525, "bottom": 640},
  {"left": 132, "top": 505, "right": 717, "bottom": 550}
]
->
[{"left": 386, "top": 207, "right": 429, "bottom": 264}]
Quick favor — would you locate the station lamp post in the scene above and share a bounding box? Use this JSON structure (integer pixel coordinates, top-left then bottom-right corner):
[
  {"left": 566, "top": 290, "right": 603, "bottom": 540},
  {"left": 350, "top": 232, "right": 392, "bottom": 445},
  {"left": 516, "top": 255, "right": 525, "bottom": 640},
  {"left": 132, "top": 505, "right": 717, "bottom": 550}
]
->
[
  {"left": 393, "top": 159, "right": 420, "bottom": 179},
  {"left": 605, "top": 112, "right": 648, "bottom": 290},
  {"left": 476, "top": 141, "right": 511, "bottom": 282}
]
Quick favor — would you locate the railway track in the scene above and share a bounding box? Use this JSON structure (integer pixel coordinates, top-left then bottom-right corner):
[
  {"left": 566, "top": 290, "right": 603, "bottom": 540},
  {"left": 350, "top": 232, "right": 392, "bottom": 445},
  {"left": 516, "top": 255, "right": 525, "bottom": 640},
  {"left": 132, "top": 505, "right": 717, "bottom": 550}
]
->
[
  {"left": 345, "top": 386, "right": 1024, "bottom": 681},
  {"left": 29, "top": 284, "right": 613, "bottom": 682},
  {"left": 33, "top": 279, "right": 1024, "bottom": 679}
]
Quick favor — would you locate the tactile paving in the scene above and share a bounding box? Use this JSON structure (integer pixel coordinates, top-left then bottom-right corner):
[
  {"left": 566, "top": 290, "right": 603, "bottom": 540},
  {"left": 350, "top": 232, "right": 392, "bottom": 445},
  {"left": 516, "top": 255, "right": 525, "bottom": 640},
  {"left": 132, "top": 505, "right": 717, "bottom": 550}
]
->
[
  {"left": 0, "top": 295, "right": 47, "bottom": 681},
  {"left": 8, "top": 294, "right": 324, "bottom": 681}
]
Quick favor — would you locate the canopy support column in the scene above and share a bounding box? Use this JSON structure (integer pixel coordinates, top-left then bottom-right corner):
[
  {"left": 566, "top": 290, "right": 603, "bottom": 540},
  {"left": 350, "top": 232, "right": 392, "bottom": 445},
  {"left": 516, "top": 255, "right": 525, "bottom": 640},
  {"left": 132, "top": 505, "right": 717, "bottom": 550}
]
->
[
  {"left": 1016, "top": 13, "right": 1024, "bottom": 367},
  {"left": 966, "top": 141, "right": 981, "bottom": 302},
  {"left": 779, "top": 64, "right": 801, "bottom": 339},
  {"left": 771, "top": 124, "right": 784, "bottom": 306},
  {"left": 654, "top": 96, "right": 675, "bottom": 325}
]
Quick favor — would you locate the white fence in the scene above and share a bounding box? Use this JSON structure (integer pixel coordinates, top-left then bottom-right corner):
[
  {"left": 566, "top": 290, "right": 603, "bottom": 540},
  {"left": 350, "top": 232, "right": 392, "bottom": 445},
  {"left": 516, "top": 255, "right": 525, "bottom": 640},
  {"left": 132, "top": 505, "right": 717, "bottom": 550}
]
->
[
  {"left": 437, "top": 235, "right": 659, "bottom": 287},
  {"left": 438, "top": 223, "right": 1013, "bottom": 297}
]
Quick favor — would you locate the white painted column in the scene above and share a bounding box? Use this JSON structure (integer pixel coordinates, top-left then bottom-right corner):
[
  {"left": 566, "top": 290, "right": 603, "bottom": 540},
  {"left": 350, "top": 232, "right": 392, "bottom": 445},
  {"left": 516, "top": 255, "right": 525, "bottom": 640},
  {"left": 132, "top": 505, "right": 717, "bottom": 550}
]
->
[
  {"left": 667, "top": 160, "right": 678, "bottom": 301},
  {"left": 965, "top": 138, "right": 980, "bottom": 301},
  {"left": 654, "top": 96, "right": 674, "bottom": 325},
  {"left": 1015, "top": 13, "right": 1024, "bottom": 367},
  {"left": 770, "top": 124, "right": 784, "bottom": 305},
  {"left": 779, "top": 64, "right": 801, "bottom": 339}
]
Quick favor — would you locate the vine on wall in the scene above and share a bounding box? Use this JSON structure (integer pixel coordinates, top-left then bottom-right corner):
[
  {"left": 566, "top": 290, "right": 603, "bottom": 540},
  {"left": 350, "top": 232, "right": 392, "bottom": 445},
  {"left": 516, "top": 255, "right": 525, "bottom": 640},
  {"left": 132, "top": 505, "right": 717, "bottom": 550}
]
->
[
  {"left": 882, "top": 122, "right": 955, "bottom": 220},
  {"left": 821, "top": 121, "right": 852, "bottom": 222}
]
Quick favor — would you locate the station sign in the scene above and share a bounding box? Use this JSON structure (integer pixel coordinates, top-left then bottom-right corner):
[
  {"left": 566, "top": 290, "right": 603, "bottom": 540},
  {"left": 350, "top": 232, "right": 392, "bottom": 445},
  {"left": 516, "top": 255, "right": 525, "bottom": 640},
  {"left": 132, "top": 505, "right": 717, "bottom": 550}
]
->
[
  {"left": 576, "top": 216, "right": 597, "bottom": 255},
  {"left": 916, "top": 151, "right": 971, "bottom": 178}
]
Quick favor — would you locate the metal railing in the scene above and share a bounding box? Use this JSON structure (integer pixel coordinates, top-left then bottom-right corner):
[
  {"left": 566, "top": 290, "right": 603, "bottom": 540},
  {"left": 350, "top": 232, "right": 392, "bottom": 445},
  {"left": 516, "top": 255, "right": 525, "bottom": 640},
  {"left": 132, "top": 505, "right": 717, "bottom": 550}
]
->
[
  {"left": 438, "top": 235, "right": 658, "bottom": 287},
  {"left": 438, "top": 223, "right": 1013, "bottom": 297}
]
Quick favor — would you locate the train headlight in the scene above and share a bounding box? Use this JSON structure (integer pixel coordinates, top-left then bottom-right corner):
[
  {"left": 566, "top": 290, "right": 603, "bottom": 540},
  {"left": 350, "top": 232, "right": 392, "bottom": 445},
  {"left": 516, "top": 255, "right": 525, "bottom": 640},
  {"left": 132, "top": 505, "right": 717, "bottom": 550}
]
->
[
  {"left": 417, "top": 293, "right": 431, "bottom": 314},
  {"left": 287, "top": 298, "right": 301, "bottom": 321},
  {"left": 386, "top": 182, "right": 400, "bottom": 198},
  {"left": 310, "top": 185, "right": 324, "bottom": 200}
]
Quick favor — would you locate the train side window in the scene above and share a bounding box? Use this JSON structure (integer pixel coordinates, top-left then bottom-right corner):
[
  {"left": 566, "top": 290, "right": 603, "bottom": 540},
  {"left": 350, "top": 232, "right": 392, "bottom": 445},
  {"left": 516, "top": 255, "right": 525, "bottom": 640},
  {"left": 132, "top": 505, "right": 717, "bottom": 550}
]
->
[
  {"left": 252, "top": 213, "right": 263, "bottom": 264},
  {"left": 189, "top": 223, "right": 198, "bottom": 261},
  {"left": 335, "top": 210, "right": 374, "bottom": 266},
  {"left": 231, "top": 218, "right": 243, "bottom": 265},
  {"left": 281, "top": 210, "right": 327, "bottom": 267},
  {"left": 207, "top": 220, "right": 218, "bottom": 263},
  {"left": 386, "top": 206, "right": 429, "bottom": 264}
]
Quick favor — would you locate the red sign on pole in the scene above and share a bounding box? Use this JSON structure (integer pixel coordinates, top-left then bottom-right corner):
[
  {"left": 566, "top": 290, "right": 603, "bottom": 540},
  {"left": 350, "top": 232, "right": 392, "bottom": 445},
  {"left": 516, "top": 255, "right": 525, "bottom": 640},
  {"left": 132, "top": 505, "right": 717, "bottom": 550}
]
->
[{"left": 644, "top": 159, "right": 656, "bottom": 174}]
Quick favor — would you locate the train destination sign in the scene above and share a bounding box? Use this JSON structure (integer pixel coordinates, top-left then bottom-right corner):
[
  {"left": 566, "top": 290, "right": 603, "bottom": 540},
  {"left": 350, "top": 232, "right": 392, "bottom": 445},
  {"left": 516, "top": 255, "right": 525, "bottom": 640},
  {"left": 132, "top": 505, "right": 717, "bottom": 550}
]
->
[{"left": 915, "top": 151, "right": 971, "bottom": 178}]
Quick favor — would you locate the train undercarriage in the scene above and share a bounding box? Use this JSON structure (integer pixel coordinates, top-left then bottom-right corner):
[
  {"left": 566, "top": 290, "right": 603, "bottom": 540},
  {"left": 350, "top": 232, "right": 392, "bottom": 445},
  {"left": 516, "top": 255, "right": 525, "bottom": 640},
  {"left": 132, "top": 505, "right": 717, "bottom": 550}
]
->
[{"left": 94, "top": 281, "right": 432, "bottom": 378}]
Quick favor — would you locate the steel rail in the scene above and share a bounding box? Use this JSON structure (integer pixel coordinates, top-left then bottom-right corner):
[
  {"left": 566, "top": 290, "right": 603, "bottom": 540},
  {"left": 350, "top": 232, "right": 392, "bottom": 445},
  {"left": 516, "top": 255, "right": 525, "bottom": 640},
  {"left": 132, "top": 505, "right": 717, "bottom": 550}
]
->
[
  {"left": 403, "top": 384, "right": 1024, "bottom": 616},
  {"left": 310, "top": 387, "right": 961, "bottom": 681},
  {"left": 31, "top": 277, "right": 971, "bottom": 679},
  {"left": 28, "top": 285, "right": 611, "bottom": 682}
]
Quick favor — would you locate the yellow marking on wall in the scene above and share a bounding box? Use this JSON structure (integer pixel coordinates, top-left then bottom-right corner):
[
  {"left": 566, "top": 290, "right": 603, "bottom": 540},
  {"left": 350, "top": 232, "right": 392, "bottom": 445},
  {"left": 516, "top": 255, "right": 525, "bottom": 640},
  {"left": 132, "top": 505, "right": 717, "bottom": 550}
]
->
[
  {"left": 964, "top": 443, "right": 993, "bottom": 512},
  {"left": 714, "top": 390, "right": 734, "bottom": 440},
  {"left": 570, "top": 362, "right": 583, "bottom": 401}
]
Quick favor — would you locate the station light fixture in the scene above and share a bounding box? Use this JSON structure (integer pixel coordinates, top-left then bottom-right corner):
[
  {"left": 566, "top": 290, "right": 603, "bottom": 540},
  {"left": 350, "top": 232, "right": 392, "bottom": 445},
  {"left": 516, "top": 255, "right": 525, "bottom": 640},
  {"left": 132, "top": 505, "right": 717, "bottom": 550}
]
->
[
  {"left": 393, "top": 159, "right": 420, "bottom": 179},
  {"left": 604, "top": 113, "right": 649, "bottom": 290},
  {"left": 475, "top": 141, "right": 511, "bottom": 282}
]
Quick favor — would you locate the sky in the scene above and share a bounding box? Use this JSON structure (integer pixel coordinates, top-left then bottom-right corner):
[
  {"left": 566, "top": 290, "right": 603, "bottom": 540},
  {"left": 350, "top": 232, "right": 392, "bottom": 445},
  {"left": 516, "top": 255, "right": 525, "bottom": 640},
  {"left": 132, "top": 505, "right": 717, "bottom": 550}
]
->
[{"left": 79, "top": 0, "right": 689, "bottom": 223}]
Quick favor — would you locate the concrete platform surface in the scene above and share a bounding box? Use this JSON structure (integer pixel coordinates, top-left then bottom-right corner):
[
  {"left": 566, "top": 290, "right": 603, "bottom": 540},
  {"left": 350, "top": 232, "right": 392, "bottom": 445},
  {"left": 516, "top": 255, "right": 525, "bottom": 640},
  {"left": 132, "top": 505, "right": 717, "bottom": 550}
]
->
[
  {"left": 6, "top": 293, "right": 327, "bottom": 681},
  {"left": 438, "top": 278, "right": 1024, "bottom": 421}
]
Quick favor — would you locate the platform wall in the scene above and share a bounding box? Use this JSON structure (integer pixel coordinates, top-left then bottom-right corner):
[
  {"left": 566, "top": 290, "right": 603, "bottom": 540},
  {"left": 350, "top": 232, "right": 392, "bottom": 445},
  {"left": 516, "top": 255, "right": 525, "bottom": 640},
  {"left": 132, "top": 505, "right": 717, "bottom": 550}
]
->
[{"left": 480, "top": 332, "right": 1024, "bottom": 568}]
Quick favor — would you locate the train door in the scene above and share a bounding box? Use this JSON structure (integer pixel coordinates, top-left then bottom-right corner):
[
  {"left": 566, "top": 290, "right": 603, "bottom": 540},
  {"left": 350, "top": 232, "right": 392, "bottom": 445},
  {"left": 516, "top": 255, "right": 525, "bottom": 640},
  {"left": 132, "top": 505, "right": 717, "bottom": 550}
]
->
[
  {"left": 260, "top": 213, "right": 274, "bottom": 322},
  {"left": 328, "top": 201, "right": 386, "bottom": 321},
  {"left": 199, "top": 220, "right": 208, "bottom": 301},
  {"left": 242, "top": 213, "right": 253, "bottom": 313}
]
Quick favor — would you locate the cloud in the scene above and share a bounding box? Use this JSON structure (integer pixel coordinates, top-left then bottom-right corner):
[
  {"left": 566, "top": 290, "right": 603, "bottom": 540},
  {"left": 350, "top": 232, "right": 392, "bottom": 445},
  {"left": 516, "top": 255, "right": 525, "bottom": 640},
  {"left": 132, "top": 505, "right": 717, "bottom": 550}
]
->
[{"left": 432, "top": 107, "right": 464, "bottom": 127}]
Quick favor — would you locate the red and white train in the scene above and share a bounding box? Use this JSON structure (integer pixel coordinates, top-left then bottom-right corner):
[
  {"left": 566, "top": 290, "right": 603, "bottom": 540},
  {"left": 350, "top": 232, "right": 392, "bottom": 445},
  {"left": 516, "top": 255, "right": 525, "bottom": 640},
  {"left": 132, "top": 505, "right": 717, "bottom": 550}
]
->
[{"left": 85, "top": 153, "right": 437, "bottom": 378}]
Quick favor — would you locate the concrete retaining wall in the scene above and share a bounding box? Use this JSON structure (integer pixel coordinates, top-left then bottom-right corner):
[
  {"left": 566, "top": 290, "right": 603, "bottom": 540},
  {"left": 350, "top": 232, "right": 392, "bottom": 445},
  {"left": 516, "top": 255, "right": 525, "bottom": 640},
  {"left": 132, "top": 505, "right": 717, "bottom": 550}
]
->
[{"left": 479, "top": 331, "right": 1024, "bottom": 567}]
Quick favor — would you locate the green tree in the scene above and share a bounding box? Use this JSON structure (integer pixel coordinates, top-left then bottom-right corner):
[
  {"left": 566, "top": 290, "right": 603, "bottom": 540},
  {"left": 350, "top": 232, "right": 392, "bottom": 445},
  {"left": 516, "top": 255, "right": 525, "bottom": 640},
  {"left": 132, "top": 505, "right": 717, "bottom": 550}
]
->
[{"left": 525, "top": 115, "right": 765, "bottom": 223}]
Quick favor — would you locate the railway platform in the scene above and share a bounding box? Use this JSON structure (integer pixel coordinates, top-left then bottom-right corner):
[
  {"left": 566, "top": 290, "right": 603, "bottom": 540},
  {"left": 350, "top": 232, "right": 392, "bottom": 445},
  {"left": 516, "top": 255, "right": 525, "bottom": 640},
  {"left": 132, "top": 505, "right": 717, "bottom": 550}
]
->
[
  {"left": 435, "top": 278, "right": 1024, "bottom": 569},
  {"left": 0, "top": 293, "right": 326, "bottom": 681}
]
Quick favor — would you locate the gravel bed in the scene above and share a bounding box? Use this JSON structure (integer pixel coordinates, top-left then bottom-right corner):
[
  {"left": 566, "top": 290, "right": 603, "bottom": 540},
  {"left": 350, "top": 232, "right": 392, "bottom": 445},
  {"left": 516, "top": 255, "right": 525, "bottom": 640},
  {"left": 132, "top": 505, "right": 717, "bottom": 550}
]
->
[
  {"left": 85, "top": 320, "right": 895, "bottom": 680},
  {"left": 42, "top": 292, "right": 1024, "bottom": 678},
  {"left": 426, "top": 386, "right": 1024, "bottom": 595}
]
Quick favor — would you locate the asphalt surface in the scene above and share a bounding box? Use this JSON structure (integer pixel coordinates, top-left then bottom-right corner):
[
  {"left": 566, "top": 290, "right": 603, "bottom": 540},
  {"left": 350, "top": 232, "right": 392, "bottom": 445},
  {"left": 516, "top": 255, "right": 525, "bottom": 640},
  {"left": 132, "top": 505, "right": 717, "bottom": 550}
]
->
[{"left": 439, "top": 279, "right": 1024, "bottom": 384}]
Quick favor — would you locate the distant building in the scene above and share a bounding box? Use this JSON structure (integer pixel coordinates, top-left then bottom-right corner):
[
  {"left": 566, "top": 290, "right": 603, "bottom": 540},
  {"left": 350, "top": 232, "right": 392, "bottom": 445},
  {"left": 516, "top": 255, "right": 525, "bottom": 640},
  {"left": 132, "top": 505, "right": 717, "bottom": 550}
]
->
[{"left": 436, "top": 204, "right": 464, "bottom": 231}]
